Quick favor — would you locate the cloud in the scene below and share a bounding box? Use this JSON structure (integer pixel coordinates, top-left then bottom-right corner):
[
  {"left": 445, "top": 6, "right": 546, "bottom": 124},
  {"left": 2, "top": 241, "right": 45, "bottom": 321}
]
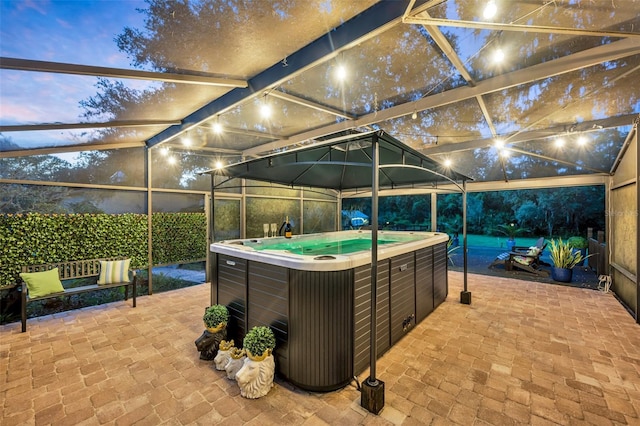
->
[
  {"left": 17, "top": 0, "right": 49, "bottom": 15},
  {"left": 55, "top": 17, "right": 73, "bottom": 29}
]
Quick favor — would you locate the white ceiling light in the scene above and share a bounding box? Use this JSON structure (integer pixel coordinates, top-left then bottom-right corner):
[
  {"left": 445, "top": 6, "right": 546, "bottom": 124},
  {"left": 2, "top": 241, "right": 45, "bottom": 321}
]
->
[
  {"left": 182, "top": 135, "right": 192, "bottom": 147},
  {"left": 494, "top": 138, "right": 504, "bottom": 149},
  {"left": 212, "top": 121, "right": 223, "bottom": 134},
  {"left": 555, "top": 137, "right": 565, "bottom": 148},
  {"left": 214, "top": 160, "right": 223, "bottom": 170},
  {"left": 167, "top": 155, "right": 177, "bottom": 165},
  {"left": 335, "top": 64, "right": 347, "bottom": 81},
  {"left": 577, "top": 136, "right": 588, "bottom": 146},
  {"left": 444, "top": 159, "right": 452, "bottom": 168},
  {"left": 160, "top": 146, "right": 170, "bottom": 156},
  {"left": 493, "top": 48, "right": 505, "bottom": 63},
  {"left": 483, "top": 1, "right": 497, "bottom": 19},
  {"left": 260, "top": 96, "right": 272, "bottom": 119}
]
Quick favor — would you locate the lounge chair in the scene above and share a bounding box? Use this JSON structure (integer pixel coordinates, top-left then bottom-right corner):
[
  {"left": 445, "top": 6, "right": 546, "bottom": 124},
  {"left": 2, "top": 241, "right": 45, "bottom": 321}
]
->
[
  {"left": 489, "top": 237, "right": 549, "bottom": 277},
  {"left": 489, "top": 237, "right": 544, "bottom": 269},
  {"left": 508, "top": 243, "right": 549, "bottom": 277}
]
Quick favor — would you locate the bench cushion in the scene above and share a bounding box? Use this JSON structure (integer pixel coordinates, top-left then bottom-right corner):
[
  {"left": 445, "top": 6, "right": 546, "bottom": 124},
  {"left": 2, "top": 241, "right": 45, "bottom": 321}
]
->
[
  {"left": 98, "top": 259, "right": 131, "bottom": 285},
  {"left": 20, "top": 268, "right": 65, "bottom": 298}
]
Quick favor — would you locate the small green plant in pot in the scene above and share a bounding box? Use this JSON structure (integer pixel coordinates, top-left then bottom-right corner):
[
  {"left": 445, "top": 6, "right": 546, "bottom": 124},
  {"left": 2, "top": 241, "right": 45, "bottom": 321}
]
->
[
  {"left": 243, "top": 325, "right": 276, "bottom": 361},
  {"left": 496, "top": 223, "right": 527, "bottom": 251},
  {"left": 203, "top": 304, "right": 229, "bottom": 332}
]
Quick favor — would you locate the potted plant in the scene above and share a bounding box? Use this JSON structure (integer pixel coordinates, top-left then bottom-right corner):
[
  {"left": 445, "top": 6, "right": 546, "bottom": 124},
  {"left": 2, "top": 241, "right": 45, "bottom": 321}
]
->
[
  {"left": 243, "top": 325, "right": 276, "bottom": 360},
  {"left": 237, "top": 326, "right": 277, "bottom": 398},
  {"left": 567, "top": 236, "right": 588, "bottom": 266},
  {"left": 548, "top": 238, "right": 587, "bottom": 282},
  {"left": 497, "top": 223, "right": 527, "bottom": 252},
  {"left": 203, "top": 304, "right": 229, "bottom": 333}
]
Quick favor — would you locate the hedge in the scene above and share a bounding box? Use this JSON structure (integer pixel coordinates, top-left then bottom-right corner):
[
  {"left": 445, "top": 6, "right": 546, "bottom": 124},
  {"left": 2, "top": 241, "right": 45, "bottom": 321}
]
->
[{"left": 0, "top": 212, "right": 207, "bottom": 289}]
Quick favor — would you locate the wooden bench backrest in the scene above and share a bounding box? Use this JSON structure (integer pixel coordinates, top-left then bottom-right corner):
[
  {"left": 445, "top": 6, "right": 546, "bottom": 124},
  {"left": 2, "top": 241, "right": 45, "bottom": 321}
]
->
[{"left": 21, "top": 258, "right": 125, "bottom": 280}]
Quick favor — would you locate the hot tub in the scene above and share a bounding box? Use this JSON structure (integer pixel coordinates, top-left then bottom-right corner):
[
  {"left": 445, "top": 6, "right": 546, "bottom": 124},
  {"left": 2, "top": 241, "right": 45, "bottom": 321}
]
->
[{"left": 210, "top": 230, "right": 449, "bottom": 391}]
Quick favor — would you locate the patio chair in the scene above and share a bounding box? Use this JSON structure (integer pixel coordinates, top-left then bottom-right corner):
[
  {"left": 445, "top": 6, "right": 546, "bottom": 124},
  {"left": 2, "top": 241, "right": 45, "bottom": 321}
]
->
[
  {"left": 508, "top": 244, "right": 549, "bottom": 277},
  {"left": 489, "top": 237, "right": 549, "bottom": 277},
  {"left": 488, "top": 252, "right": 512, "bottom": 270},
  {"left": 489, "top": 237, "right": 544, "bottom": 269},
  {"left": 514, "top": 237, "right": 545, "bottom": 253}
]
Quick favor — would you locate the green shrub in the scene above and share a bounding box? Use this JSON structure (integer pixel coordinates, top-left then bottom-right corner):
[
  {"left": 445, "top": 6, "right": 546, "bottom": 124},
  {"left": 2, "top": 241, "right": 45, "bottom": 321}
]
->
[
  {"left": 567, "top": 236, "right": 588, "bottom": 249},
  {"left": 203, "top": 304, "right": 229, "bottom": 328},
  {"left": 243, "top": 326, "right": 276, "bottom": 357},
  {"left": 0, "top": 212, "right": 206, "bottom": 289}
]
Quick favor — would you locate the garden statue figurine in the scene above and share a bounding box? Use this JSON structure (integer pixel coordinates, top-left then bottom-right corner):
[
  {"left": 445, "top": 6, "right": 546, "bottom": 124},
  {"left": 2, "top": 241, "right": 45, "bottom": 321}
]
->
[
  {"left": 224, "top": 347, "right": 247, "bottom": 380},
  {"left": 195, "top": 328, "right": 228, "bottom": 361},
  {"left": 236, "top": 325, "right": 277, "bottom": 398},
  {"left": 196, "top": 304, "right": 230, "bottom": 360},
  {"left": 235, "top": 351, "right": 276, "bottom": 399},
  {"left": 213, "top": 340, "right": 234, "bottom": 370}
]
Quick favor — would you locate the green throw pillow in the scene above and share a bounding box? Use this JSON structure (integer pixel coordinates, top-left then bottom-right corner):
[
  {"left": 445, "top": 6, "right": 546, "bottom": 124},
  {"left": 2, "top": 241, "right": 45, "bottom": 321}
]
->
[
  {"left": 97, "top": 259, "right": 131, "bottom": 285},
  {"left": 20, "top": 268, "right": 65, "bottom": 298}
]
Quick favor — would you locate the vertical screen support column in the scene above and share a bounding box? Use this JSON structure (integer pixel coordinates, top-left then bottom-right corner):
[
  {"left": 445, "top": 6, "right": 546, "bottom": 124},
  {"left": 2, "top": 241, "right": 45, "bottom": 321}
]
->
[
  {"left": 361, "top": 132, "right": 385, "bottom": 414},
  {"left": 460, "top": 180, "right": 471, "bottom": 304},
  {"left": 146, "top": 147, "right": 153, "bottom": 295},
  {"left": 635, "top": 122, "right": 639, "bottom": 324},
  {"left": 210, "top": 175, "right": 217, "bottom": 307}
]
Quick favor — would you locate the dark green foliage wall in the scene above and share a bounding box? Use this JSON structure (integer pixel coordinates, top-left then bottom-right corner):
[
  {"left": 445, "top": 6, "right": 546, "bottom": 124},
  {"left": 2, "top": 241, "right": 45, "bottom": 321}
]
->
[
  {"left": 151, "top": 212, "right": 207, "bottom": 265},
  {"left": 0, "top": 212, "right": 207, "bottom": 288}
]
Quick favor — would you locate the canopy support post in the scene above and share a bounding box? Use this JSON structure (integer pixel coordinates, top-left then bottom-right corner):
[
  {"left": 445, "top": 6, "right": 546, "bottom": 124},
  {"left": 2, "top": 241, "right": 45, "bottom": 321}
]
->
[
  {"left": 460, "top": 180, "right": 471, "bottom": 304},
  {"left": 210, "top": 175, "right": 218, "bottom": 307},
  {"left": 361, "top": 133, "right": 385, "bottom": 414}
]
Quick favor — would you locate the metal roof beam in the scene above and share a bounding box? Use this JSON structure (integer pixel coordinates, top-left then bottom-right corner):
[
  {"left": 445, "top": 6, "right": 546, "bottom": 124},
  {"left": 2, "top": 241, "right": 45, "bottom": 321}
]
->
[
  {"left": 219, "top": 127, "right": 284, "bottom": 140},
  {"left": 243, "top": 37, "right": 640, "bottom": 156},
  {"left": 0, "top": 141, "right": 146, "bottom": 158},
  {"left": 417, "top": 12, "right": 500, "bottom": 137},
  {"left": 401, "top": 17, "right": 640, "bottom": 39},
  {"left": 341, "top": 174, "right": 608, "bottom": 197},
  {"left": 268, "top": 90, "right": 356, "bottom": 120},
  {"left": 0, "top": 57, "right": 248, "bottom": 88},
  {"left": 421, "top": 114, "right": 639, "bottom": 155},
  {"left": 146, "top": 0, "right": 425, "bottom": 148},
  {"left": 0, "top": 120, "right": 180, "bottom": 132}
]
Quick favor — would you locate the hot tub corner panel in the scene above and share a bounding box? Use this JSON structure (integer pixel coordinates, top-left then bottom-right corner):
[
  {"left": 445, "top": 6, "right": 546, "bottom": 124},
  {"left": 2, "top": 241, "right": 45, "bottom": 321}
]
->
[
  {"left": 217, "top": 255, "right": 248, "bottom": 345},
  {"left": 415, "top": 247, "right": 435, "bottom": 322},
  {"left": 352, "top": 241, "right": 447, "bottom": 376},
  {"left": 289, "top": 269, "right": 354, "bottom": 391},
  {"left": 247, "top": 261, "right": 290, "bottom": 378},
  {"left": 434, "top": 242, "right": 448, "bottom": 307}
]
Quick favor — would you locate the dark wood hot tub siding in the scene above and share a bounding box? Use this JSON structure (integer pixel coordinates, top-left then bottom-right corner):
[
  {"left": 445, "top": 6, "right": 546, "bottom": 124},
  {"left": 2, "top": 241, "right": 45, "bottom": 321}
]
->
[
  {"left": 213, "top": 241, "right": 448, "bottom": 391},
  {"left": 353, "top": 242, "right": 447, "bottom": 375}
]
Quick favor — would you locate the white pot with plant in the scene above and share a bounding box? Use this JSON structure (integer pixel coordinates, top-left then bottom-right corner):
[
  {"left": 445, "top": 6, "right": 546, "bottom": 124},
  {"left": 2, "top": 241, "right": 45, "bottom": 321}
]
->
[{"left": 236, "top": 326, "right": 276, "bottom": 399}]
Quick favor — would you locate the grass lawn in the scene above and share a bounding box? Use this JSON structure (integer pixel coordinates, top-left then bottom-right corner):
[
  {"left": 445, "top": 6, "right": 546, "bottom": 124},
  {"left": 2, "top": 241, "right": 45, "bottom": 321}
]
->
[{"left": 463, "top": 234, "right": 544, "bottom": 249}]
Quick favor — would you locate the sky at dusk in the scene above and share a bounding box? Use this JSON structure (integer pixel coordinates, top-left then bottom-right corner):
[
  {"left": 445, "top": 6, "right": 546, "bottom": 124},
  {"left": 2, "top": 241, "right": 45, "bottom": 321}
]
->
[{"left": 1, "top": 0, "right": 148, "bottom": 130}]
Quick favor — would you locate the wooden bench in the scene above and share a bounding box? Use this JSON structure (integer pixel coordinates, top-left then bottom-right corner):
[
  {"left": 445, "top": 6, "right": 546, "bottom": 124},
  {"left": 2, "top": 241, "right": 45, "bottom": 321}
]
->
[{"left": 20, "top": 258, "right": 136, "bottom": 332}]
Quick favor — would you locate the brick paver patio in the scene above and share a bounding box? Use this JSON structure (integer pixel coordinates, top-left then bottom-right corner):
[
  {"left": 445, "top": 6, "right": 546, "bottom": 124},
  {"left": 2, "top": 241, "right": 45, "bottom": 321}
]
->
[{"left": 2, "top": 271, "right": 639, "bottom": 425}]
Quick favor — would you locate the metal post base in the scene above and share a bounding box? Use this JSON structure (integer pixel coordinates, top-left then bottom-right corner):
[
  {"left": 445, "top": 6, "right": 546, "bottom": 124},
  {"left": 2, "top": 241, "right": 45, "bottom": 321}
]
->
[
  {"left": 361, "top": 377, "right": 385, "bottom": 414},
  {"left": 460, "top": 290, "right": 472, "bottom": 305}
]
